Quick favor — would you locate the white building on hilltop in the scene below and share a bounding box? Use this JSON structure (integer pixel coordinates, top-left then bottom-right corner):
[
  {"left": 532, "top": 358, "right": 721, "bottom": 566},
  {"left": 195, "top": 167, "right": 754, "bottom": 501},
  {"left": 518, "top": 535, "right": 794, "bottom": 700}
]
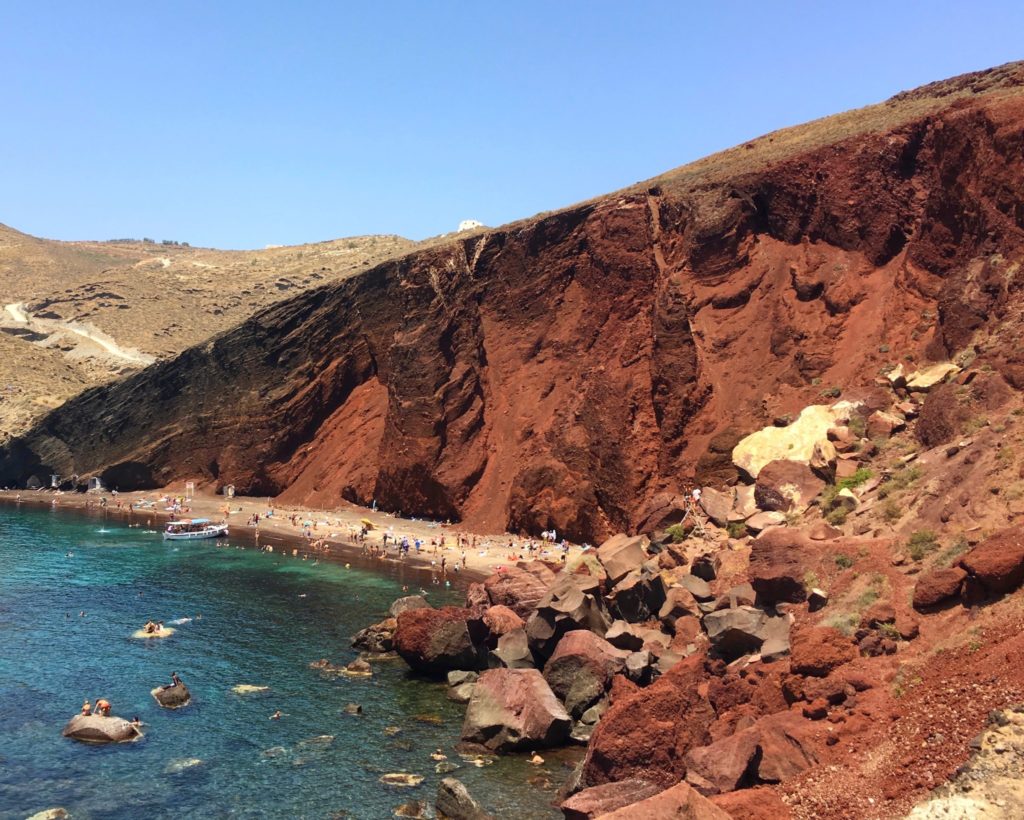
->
[{"left": 457, "top": 219, "right": 484, "bottom": 232}]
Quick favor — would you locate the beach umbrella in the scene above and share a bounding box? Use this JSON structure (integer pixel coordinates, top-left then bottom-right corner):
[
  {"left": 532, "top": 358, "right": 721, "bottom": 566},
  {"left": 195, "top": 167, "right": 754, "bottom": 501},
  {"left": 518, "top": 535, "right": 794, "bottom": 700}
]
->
[{"left": 360, "top": 518, "right": 375, "bottom": 529}]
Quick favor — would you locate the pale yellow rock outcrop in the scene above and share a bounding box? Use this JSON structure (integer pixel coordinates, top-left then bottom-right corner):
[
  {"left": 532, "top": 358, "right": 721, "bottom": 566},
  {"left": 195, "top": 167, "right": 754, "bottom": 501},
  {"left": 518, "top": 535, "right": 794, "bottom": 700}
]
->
[
  {"left": 906, "top": 362, "right": 960, "bottom": 392},
  {"left": 732, "top": 403, "right": 857, "bottom": 479}
]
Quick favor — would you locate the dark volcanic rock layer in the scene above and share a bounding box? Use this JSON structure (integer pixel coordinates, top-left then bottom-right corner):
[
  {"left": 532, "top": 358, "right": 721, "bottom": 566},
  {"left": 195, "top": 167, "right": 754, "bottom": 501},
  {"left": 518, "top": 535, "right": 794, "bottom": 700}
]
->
[{"left": 4, "top": 63, "right": 1024, "bottom": 540}]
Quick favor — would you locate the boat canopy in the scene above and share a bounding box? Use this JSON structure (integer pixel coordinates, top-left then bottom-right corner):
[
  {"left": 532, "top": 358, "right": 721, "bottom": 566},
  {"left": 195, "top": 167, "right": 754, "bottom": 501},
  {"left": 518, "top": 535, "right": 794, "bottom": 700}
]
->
[{"left": 169, "top": 518, "right": 210, "bottom": 526}]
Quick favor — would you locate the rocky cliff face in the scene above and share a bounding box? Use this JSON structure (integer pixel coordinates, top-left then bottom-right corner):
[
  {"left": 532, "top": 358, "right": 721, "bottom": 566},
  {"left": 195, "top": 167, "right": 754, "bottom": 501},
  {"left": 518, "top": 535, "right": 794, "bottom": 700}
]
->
[{"left": 4, "top": 63, "right": 1024, "bottom": 540}]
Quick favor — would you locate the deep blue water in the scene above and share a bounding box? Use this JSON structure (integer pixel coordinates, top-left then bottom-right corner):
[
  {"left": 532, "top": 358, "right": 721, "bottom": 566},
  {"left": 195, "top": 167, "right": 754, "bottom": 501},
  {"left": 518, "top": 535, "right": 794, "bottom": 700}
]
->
[{"left": 0, "top": 504, "right": 565, "bottom": 819}]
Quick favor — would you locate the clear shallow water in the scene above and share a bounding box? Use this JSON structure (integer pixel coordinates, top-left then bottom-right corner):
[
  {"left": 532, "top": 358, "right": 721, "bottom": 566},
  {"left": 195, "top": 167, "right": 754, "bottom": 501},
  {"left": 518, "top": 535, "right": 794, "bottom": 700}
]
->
[{"left": 0, "top": 504, "right": 564, "bottom": 819}]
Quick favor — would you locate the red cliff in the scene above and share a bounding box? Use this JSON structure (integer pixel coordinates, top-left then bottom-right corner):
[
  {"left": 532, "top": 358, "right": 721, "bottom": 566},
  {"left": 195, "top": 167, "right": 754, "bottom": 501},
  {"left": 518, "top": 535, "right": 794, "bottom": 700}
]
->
[{"left": 4, "top": 62, "right": 1024, "bottom": 540}]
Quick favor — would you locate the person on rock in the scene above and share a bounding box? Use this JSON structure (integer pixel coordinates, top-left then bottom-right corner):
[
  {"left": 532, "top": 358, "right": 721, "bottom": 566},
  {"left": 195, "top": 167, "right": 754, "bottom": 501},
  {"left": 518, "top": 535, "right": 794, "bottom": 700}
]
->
[
  {"left": 171, "top": 671, "right": 183, "bottom": 687},
  {"left": 95, "top": 698, "right": 111, "bottom": 716},
  {"left": 81, "top": 699, "right": 92, "bottom": 716}
]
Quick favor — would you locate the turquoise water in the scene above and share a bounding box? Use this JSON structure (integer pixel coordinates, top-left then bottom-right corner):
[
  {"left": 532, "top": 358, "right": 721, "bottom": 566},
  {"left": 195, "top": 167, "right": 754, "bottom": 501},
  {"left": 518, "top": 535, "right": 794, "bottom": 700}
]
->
[{"left": 0, "top": 504, "right": 565, "bottom": 819}]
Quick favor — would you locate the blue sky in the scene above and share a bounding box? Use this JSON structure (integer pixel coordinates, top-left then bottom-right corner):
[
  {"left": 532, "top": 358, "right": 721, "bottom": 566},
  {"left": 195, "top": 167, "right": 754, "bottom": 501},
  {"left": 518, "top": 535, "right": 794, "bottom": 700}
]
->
[{"left": 3, "top": 1, "right": 1022, "bottom": 249}]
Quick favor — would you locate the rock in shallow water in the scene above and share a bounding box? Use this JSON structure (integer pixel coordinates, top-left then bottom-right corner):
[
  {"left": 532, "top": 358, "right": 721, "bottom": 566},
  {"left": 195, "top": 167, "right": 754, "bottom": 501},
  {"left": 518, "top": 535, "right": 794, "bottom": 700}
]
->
[
  {"left": 61, "top": 714, "right": 141, "bottom": 744},
  {"left": 461, "top": 668, "right": 570, "bottom": 752},
  {"left": 435, "top": 777, "right": 492, "bottom": 819},
  {"left": 152, "top": 682, "right": 191, "bottom": 709}
]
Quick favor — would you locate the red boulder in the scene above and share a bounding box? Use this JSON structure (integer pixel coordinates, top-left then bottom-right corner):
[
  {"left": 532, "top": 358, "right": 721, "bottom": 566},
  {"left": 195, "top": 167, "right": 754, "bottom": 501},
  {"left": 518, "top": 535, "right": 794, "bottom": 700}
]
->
[
  {"left": 560, "top": 780, "right": 662, "bottom": 820},
  {"left": 394, "top": 606, "right": 481, "bottom": 673},
  {"left": 959, "top": 528, "right": 1024, "bottom": 596},
  {"left": 748, "top": 528, "right": 815, "bottom": 604},
  {"left": 581, "top": 655, "right": 714, "bottom": 789},
  {"left": 912, "top": 566, "right": 967, "bottom": 610},
  {"left": 461, "top": 668, "right": 570, "bottom": 752},
  {"left": 483, "top": 566, "right": 550, "bottom": 619},
  {"left": 596, "top": 782, "right": 730, "bottom": 819},
  {"left": 543, "top": 630, "right": 629, "bottom": 718},
  {"left": 789, "top": 626, "right": 856, "bottom": 678}
]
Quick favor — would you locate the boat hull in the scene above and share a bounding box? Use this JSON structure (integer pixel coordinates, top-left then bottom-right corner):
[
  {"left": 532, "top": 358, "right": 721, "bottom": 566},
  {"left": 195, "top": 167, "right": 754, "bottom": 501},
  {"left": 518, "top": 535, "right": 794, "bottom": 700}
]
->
[{"left": 162, "top": 525, "right": 228, "bottom": 541}]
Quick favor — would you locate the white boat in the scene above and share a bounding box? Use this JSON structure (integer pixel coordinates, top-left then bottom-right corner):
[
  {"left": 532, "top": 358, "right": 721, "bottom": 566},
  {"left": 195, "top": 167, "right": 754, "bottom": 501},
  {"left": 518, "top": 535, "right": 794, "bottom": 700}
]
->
[{"left": 162, "top": 518, "right": 229, "bottom": 541}]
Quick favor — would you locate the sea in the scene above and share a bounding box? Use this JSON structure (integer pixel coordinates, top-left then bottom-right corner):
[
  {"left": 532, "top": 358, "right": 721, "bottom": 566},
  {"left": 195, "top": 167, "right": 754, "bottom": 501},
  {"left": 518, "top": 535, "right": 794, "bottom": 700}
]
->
[{"left": 0, "top": 503, "right": 565, "bottom": 819}]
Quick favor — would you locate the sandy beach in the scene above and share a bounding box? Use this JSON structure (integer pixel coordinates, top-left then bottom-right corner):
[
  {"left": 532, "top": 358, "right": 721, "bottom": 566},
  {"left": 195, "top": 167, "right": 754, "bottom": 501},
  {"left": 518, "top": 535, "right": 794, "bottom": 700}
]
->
[{"left": 0, "top": 487, "right": 585, "bottom": 585}]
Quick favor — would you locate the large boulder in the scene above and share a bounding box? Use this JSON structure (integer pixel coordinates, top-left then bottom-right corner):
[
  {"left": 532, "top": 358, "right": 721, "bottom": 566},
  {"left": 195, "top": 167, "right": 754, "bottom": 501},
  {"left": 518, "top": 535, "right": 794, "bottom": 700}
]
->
[
  {"left": 544, "top": 630, "right": 629, "bottom": 718},
  {"left": 596, "top": 534, "right": 649, "bottom": 586},
  {"left": 435, "top": 777, "right": 493, "bottom": 820},
  {"left": 732, "top": 404, "right": 855, "bottom": 479},
  {"left": 754, "top": 460, "right": 825, "bottom": 513},
  {"left": 581, "top": 655, "right": 714, "bottom": 789},
  {"left": 699, "top": 487, "right": 734, "bottom": 528},
  {"left": 389, "top": 595, "right": 433, "bottom": 618},
  {"left": 912, "top": 566, "right": 967, "bottom": 610},
  {"left": 748, "top": 528, "right": 815, "bottom": 604},
  {"left": 560, "top": 780, "right": 663, "bottom": 819},
  {"left": 490, "top": 627, "right": 534, "bottom": 669},
  {"left": 152, "top": 682, "right": 191, "bottom": 709},
  {"left": 481, "top": 605, "right": 524, "bottom": 638},
  {"left": 959, "top": 528, "right": 1024, "bottom": 596},
  {"left": 394, "top": 607, "right": 482, "bottom": 674},
  {"left": 684, "top": 727, "right": 761, "bottom": 794},
  {"left": 906, "top": 362, "right": 960, "bottom": 392},
  {"left": 461, "top": 668, "right": 570, "bottom": 752},
  {"left": 686, "top": 710, "right": 817, "bottom": 795},
  {"left": 352, "top": 617, "right": 398, "bottom": 653},
  {"left": 527, "top": 577, "right": 612, "bottom": 660},
  {"left": 483, "top": 567, "right": 549, "bottom": 619},
  {"left": 62, "top": 714, "right": 141, "bottom": 744},
  {"left": 608, "top": 568, "right": 666, "bottom": 623},
  {"left": 595, "top": 782, "right": 730, "bottom": 819},
  {"left": 702, "top": 607, "right": 789, "bottom": 662},
  {"left": 659, "top": 586, "right": 701, "bottom": 631},
  {"left": 789, "top": 626, "right": 856, "bottom": 677}
]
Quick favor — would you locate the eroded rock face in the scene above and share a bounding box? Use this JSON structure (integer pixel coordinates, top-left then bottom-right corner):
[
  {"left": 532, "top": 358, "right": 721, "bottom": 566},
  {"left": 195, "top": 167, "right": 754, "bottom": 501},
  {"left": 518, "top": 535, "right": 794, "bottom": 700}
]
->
[
  {"left": 581, "top": 655, "right": 714, "bottom": 789},
  {"left": 4, "top": 79, "right": 1024, "bottom": 542},
  {"left": 394, "top": 607, "right": 481, "bottom": 674},
  {"left": 461, "top": 668, "right": 570, "bottom": 752}
]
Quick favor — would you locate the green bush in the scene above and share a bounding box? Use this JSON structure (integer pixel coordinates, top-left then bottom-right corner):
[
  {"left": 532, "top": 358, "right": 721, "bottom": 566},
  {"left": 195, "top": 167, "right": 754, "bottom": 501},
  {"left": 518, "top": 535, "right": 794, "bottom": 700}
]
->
[
  {"left": 825, "top": 506, "right": 848, "bottom": 526},
  {"left": 907, "top": 530, "right": 938, "bottom": 561},
  {"left": 664, "top": 524, "right": 687, "bottom": 543},
  {"left": 834, "top": 554, "right": 854, "bottom": 570},
  {"left": 880, "top": 498, "right": 902, "bottom": 524},
  {"left": 726, "top": 522, "right": 748, "bottom": 539}
]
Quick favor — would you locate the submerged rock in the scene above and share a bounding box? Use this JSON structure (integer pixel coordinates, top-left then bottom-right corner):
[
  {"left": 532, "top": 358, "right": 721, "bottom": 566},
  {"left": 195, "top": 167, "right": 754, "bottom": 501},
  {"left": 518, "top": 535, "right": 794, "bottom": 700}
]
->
[
  {"left": 380, "top": 773, "right": 425, "bottom": 787},
  {"left": 231, "top": 684, "right": 270, "bottom": 695}
]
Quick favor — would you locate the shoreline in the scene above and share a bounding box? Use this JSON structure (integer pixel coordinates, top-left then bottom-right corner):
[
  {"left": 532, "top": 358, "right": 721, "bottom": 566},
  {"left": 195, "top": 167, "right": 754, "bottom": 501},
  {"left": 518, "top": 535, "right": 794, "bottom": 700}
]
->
[{"left": 0, "top": 488, "right": 583, "bottom": 589}]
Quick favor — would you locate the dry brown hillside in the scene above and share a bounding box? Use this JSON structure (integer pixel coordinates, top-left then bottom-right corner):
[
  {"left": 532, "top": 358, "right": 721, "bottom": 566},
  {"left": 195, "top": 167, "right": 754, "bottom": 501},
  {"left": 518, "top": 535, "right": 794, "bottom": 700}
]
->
[{"left": 0, "top": 224, "right": 416, "bottom": 438}]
